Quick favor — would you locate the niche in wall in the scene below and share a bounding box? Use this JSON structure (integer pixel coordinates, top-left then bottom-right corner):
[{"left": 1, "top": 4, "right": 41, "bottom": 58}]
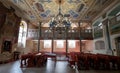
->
[{"left": 95, "top": 40, "right": 105, "bottom": 50}]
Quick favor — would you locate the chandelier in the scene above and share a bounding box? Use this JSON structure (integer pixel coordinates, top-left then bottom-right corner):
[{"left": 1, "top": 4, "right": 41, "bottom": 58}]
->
[{"left": 49, "top": 0, "right": 71, "bottom": 28}]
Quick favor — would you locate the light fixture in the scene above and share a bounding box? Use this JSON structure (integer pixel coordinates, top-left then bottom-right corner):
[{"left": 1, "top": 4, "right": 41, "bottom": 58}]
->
[{"left": 49, "top": 0, "right": 71, "bottom": 28}]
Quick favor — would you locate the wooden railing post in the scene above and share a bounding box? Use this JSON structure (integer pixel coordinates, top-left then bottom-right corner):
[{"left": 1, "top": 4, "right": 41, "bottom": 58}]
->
[
  {"left": 52, "top": 27, "right": 54, "bottom": 53},
  {"left": 38, "top": 22, "right": 41, "bottom": 52},
  {"left": 66, "top": 27, "right": 68, "bottom": 57},
  {"left": 79, "top": 22, "right": 82, "bottom": 52}
]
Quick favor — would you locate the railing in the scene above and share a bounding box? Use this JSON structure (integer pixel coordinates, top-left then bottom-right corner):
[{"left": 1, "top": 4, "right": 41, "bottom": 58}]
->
[
  {"left": 110, "top": 14, "right": 120, "bottom": 25},
  {"left": 27, "top": 27, "right": 93, "bottom": 40},
  {"left": 94, "top": 29, "right": 103, "bottom": 39},
  {"left": 109, "top": 14, "right": 120, "bottom": 34}
]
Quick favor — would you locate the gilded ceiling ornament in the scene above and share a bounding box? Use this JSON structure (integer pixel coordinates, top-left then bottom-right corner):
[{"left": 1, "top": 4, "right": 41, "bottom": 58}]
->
[{"left": 55, "top": 0, "right": 65, "bottom": 5}]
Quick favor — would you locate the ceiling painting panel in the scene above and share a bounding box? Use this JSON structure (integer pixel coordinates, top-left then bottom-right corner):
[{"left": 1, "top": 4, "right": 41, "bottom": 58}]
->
[{"left": 0, "top": 0, "right": 119, "bottom": 26}]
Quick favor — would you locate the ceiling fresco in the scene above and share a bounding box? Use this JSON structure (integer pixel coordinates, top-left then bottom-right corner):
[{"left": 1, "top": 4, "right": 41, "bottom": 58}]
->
[
  {"left": 0, "top": 0, "right": 119, "bottom": 26},
  {"left": 29, "top": 0, "right": 93, "bottom": 20}
]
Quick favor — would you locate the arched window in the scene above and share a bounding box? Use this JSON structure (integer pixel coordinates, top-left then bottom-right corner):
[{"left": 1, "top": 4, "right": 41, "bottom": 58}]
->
[
  {"left": 95, "top": 40, "right": 105, "bottom": 50},
  {"left": 18, "top": 20, "right": 27, "bottom": 48}
]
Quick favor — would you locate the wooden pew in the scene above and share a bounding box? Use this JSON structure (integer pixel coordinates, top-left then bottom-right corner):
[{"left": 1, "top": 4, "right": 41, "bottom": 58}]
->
[
  {"left": 76, "top": 53, "right": 89, "bottom": 70},
  {"left": 109, "top": 55, "right": 120, "bottom": 69},
  {"left": 20, "top": 52, "right": 47, "bottom": 68},
  {"left": 20, "top": 54, "right": 30, "bottom": 67},
  {"left": 86, "top": 53, "right": 97, "bottom": 69},
  {"left": 95, "top": 54, "right": 110, "bottom": 70},
  {"left": 27, "top": 54, "right": 35, "bottom": 67},
  {"left": 68, "top": 52, "right": 77, "bottom": 68}
]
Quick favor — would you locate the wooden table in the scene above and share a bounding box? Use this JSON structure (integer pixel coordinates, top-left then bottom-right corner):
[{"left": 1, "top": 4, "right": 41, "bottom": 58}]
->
[{"left": 44, "top": 53, "right": 56, "bottom": 61}]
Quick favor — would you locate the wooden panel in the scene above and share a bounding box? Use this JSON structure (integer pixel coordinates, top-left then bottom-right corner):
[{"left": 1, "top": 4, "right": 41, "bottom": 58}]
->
[{"left": 27, "top": 27, "right": 93, "bottom": 40}]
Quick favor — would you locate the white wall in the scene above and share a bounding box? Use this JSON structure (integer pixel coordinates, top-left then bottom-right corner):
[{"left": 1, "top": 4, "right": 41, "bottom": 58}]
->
[
  {"left": 84, "top": 40, "right": 94, "bottom": 53},
  {"left": 92, "top": 3, "right": 120, "bottom": 55},
  {"left": 93, "top": 38, "right": 107, "bottom": 54},
  {"left": 110, "top": 34, "right": 120, "bottom": 56}
]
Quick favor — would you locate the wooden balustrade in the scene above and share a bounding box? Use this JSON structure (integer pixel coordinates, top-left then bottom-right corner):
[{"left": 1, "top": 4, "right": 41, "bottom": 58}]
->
[
  {"left": 27, "top": 27, "right": 93, "bottom": 40},
  {"left": 109, "top": 14, "right": 120, "bottom": 34}
]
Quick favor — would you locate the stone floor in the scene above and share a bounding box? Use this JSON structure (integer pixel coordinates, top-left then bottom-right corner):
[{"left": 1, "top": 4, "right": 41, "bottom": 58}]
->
[{"left": 0, "top": 59, "right": 120, "bottom": 73}]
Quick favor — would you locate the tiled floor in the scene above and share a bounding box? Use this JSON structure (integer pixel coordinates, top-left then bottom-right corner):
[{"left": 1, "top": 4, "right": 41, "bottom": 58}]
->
[{"left": 0, "top": 59, "right": 120, "bottom": 73}]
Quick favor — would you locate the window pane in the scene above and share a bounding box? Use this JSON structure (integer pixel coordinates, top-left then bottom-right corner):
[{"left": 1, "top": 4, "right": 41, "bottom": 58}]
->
[
  {"left": 56, "top": 40, "right": 64, "bottom": 48},
  {"left": 44, "top": 40, "right": 51, "bottom": 48},
  {"left": 68, "top": 40, "right": 75, "bottom": 48}
]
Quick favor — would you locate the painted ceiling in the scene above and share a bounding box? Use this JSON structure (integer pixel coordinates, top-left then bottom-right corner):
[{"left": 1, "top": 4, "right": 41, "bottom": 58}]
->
[{"left": 0, "top": 0, "right": 118, "bottom": 26}]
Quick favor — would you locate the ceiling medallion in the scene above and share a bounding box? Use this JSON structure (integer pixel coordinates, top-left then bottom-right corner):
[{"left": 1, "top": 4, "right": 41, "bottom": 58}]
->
[{"left": 55, "top": 0, "right": 65, "bottom": 5}]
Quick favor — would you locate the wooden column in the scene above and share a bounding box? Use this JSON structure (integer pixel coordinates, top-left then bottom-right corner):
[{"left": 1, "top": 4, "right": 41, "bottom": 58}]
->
[
  {"left": 38, "top": 22, "right": 41, "bottom": 52},
  {"left": 52, "top": 27, "right": 54, "bottom": 53},
  {"left": 66, "top": 27, "right": 68, "bottom": 57},
  {"left": 79, "top": 22, "right": 82, "bottom": 52}
]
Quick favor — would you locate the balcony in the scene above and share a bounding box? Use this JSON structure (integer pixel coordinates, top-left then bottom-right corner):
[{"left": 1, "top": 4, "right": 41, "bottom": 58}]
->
[
  {"left": 27, "top": 27, "right": 93, "bottom": 40},
  {"left": 109, "top": 14, "right": 120, "bottom": 34}
]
